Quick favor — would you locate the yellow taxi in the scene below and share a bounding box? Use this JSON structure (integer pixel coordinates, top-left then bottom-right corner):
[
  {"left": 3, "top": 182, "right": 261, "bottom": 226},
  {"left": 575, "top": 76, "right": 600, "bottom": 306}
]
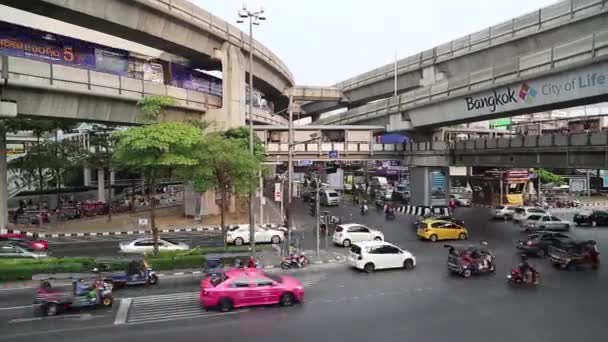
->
[{"left": 416, "top": 217, "right": 468, "bottom": 242}]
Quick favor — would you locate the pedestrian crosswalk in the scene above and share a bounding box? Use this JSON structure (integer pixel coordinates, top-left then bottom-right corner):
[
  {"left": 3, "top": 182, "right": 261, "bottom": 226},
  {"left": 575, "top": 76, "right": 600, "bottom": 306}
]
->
[{"left": 118, "top": 273, "right": 325, "bottom": 325}]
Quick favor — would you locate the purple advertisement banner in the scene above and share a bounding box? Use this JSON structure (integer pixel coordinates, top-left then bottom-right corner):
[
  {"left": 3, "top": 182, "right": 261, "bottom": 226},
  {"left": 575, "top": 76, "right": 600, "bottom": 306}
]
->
[
  {"left": 170, "top": 63, "right": 222, "bottom": 96},
  {"left": 0, "top": 21, "right": 128, "bottom": 74}
]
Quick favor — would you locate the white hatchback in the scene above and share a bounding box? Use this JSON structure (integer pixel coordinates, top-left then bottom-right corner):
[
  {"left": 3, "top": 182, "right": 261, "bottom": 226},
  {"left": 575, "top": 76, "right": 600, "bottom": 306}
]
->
[
  {"left": 226, "top": 225, "right": 285, "bottom": 246},
  {"left": 348, "top": 241, "right": 416, "bottom": 273},
  {"left": 332, "top": 223, "right": 384, "bottom": 247},
  {"left": 513, "top": 207, "right": 547, "bottom": 223},
  {"left": 119, "top": 238, "right": 189, "bottom": 254}
]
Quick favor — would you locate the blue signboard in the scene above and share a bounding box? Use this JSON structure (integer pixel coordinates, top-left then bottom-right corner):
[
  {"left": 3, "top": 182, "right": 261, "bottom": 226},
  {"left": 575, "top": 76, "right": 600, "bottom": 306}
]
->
[
  {"left": 297, "top": 160, "right": 313, "bottom": 166},
  {"left": 328, "top": 150, "right": 339, "bottom": 159}
]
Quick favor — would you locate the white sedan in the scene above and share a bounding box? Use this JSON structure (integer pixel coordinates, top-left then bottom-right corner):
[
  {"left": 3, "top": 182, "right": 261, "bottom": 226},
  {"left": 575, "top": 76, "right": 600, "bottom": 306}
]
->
[
  {"left": 226, "top": 225, "right": 285, "bottom": 246},
  {"left": 119, "top": 238, "right": 189, "bottom": 254},
  {"left": 348, "top": 241, "right": 416, "bottom": 273},
  {"left": 332, "top": 223, "right": 384, "bottom": 247}
]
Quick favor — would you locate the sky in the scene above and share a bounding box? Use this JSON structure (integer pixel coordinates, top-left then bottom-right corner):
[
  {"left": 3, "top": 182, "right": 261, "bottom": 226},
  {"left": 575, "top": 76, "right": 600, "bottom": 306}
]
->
[
  {"left": 0, "top": 0, "right": 558, "bottom": 86},
  {"left": 195, "top": 0, "right": 558, "bottom": 85}
]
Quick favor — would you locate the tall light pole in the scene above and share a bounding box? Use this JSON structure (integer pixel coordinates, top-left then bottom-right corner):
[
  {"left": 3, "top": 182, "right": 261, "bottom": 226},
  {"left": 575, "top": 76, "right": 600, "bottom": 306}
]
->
[{"left": 237, "top": 4, "right": 266, "bottom": 254}]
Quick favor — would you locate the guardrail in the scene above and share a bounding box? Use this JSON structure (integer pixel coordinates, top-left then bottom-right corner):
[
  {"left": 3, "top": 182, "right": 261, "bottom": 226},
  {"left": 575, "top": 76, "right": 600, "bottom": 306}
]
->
[
  {"left": 0, "top": 56, "right": 222, "bottom": 111},
  {"left": 263, "top": 142, "right": 404, "bottom": 155},
  {"left": 321, "top": 27, "right": 608, "bottom": 125},
  {"left": 402, "top": 132, "right": 608, "bottom": 152},
  {"left": 334, "top": 0, "right": 607, "bottom": 92}
]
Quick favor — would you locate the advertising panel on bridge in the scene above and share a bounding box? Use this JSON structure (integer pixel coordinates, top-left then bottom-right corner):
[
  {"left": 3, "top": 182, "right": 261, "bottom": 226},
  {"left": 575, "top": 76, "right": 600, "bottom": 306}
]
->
[
  {"left": 170, "top": 63, "right": 222, "bottom": 96},
  {"left": 408, "top": 62, "right": 608, "bottom": 128},
  {"left": 0, "top": 21, "right": 128, "bottom": 74},
  {"left": 430, "top": 170, "right": 447, "bottom": 206}
]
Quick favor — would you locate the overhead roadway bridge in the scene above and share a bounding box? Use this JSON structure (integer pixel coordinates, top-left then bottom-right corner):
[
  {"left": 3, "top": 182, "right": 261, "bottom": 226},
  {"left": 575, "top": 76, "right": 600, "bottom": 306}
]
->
[
  {"left": 311, "top": 0, "right": 608, "bottom": 132},
  {"left": 403, "top": 131, "right": 608, "bottom": 169}
]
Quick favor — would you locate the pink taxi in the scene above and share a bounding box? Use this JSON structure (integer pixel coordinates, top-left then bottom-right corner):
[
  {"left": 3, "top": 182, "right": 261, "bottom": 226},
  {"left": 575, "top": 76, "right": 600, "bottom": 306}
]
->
[{"left": 200, "top": 268, "right": 304, "bottom": 312}]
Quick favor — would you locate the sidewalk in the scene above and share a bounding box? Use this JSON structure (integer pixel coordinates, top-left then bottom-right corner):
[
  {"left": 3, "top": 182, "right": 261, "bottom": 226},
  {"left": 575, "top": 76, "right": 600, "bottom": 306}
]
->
[{"left": 5, "top": 197, "right": 283, "bottom": 235}]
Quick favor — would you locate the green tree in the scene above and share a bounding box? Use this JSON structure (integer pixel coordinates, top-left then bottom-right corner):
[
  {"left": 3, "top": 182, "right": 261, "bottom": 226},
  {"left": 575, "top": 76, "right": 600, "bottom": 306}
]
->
[
  {"left": 9, "top": 139, "right": 83, "bottom": 225},
  {"left": 137, "top": 95, "right": 176, "bottom": 123},
  {"left": 537, "top": 168, "right": 565, "bottom": 185},
  {"left": 183, "top": 133, "right": 262, "bottom": 250},
  {"left": 113, "top": 122, "right": 201, "bottom": 254}
]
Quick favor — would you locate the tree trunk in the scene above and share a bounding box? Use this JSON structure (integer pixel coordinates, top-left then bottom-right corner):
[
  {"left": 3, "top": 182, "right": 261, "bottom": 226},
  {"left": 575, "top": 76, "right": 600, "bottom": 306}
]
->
[
  {"left": 220, "top": 186, "right": 227, "bottom": 251},
  {"left": 149, "top": 175, "right": 158, "bottom": 255},
  {"left": 107, "top": 168, "right": 112, "bottom": 222},
  {"left": 54, "top": 130, "right": 60, "bottom": 212},
  {"left": 37, "top": 168, "right": 44, "bottom": 227}
]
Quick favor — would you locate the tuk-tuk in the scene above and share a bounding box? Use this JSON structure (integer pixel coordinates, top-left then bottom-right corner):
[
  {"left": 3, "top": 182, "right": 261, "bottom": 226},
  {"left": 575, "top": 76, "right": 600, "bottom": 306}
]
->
[
  {"left": 204, "top": 255, "right": 225, "bottom": 277},
  {"left": 101, "top": 260, "right": 158, "bottom": 288},
  {"left": 34, "top": 278, "right": 113, "bottom": 316}
]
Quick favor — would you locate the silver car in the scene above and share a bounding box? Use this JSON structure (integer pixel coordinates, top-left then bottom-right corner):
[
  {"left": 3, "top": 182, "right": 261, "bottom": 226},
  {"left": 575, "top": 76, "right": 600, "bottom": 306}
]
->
[
  {"left": 0, "top": 242, "right": 48, "bottom": 258},
  {"left": 524, "top": 214, "right": 571, "bottom": 232}
]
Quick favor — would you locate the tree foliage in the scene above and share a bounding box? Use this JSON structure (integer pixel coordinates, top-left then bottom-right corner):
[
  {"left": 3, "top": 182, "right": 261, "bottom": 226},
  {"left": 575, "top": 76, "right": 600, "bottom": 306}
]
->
[
  {"left": 537, "top": 168, "right": 565, "bottom": 185},
  {"left": 137, "top": 96, "right": 176, "bottom": 123},
  {"left": 182, "top": 132, "right": 262, "bottom": 249},
  {"left": 113, "top": 122, "right": 202, "bottom": 253}
]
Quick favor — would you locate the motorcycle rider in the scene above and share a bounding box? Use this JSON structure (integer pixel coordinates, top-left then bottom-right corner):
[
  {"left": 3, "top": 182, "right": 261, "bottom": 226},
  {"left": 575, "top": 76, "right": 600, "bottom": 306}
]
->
[
  {"left": 360, "top": 200, "right": 368, "bottom": 216},
  {"left": 385, "top": 205, "right": 395, "bottom": 219},
  {"left": 75, "top": 279, "right": 97, "bottom": 303},
  {"left": 247, "top": 256, "right": 257, "bottom": 268},
  {"left": 518, "top": 254, "right": 536, "bottom": 283}
]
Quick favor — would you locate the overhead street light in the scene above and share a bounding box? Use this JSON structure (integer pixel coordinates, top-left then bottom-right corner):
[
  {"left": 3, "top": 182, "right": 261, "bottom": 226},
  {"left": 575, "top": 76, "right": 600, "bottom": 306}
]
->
[{"left": 236, "top": 4, "right": 266, "bottom": 254}]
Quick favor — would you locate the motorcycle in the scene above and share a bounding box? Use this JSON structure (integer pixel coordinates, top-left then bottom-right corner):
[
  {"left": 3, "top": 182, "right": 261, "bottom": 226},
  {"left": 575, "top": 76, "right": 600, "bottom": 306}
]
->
[
  {"left": 507, "top": 268, "right": 540, "bottom": 286},
  {"left": 361, "top": 204, "right": 369, "bottom": 216},
  {"left": 281, "top": 253, "right": 310, "bottom": 269},
  {"left": 385, "top": 210, "right": 396, "bottom": 220}
]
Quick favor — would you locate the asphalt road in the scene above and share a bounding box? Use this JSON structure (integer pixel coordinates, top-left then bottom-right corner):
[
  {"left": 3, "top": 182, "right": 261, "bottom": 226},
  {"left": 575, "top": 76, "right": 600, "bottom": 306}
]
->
[
  {"left": 1, "top": 202, "right": 608, "bottom": 342},
  {"left": 45, "top": 232, "right": 223, "bottom": 257}
]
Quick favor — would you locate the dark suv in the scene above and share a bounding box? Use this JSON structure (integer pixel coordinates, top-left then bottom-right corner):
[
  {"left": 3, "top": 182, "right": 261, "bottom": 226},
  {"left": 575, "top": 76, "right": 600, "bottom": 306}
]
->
[
  {"left": 573, "top": 210, "right": 608, "bottom": 227},
  {"left": 516, "top": 231, "right": 571, "bottom": 257}
]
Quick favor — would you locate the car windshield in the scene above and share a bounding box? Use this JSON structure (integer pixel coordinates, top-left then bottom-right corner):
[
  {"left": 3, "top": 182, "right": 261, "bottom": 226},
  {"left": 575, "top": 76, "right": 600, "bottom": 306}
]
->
[
  {"left": 515, "top": 208, "right": 525, "bottom": 214},
  {"left": 263, "top": 273, "right": 282, "bottom": 283},
  {"left": 228, "top": 226, "right": 242, "bottom": 231},
  {"left": 495, "top": 206, "right": 504, "bottom": 209},
  {"left": 334, "top": 226, "right": 344, "bottom": 232},
  {"left": 328, "top": 193, "right": 339, "bottom": 197},
  {"left": 162, "top": 239, "right": 179, "bottom": 245},
  {"left": 529, "top": 208, "right": 545, "bottom": 213},
  {"left": 350, "top": 245, "right": 362, "bottom": 254}
]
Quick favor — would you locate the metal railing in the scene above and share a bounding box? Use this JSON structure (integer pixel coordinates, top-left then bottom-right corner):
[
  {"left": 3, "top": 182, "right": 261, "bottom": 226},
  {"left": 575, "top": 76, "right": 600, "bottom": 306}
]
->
[
  {"left": 334, "top": 0, "right": 607, "bottom": 92},
  {"left": 402, "top": 132, "right": 608, "bottom": 152},
  {"left": 321, "top": 27, "right": 608, "bottom": 125},
  {"left": 0, "top": 56, "right": 222, "bottom": 111}
]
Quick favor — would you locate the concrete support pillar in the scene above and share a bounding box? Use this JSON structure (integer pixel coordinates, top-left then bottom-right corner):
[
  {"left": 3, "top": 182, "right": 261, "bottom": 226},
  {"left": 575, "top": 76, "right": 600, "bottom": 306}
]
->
[
  {"left": 97, "top": 169, "right": 105, "bottom": 202},
  {"left": 410, "top": 166, "right": 450, "bottom": 207},
  {"left": 83, "top": 167, "right": 92, "bottom": 186},
  {"left": 0, "top": 124, "right": 8, "bottom": 231},
  {"left": 206, "top": 42, "right": 246, "bottom": 130},
  {"left": 109, "top": 170, "right": 115, "bottom": 198}
]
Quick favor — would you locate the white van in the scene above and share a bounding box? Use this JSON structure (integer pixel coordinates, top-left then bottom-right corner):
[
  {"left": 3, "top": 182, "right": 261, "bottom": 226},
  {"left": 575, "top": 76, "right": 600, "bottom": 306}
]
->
[
  {"left": 320, "top": 189, "right": 341, "bottom": 206},
  {"left": 371, "top": 177, "right": 388, "bottom": 189}
]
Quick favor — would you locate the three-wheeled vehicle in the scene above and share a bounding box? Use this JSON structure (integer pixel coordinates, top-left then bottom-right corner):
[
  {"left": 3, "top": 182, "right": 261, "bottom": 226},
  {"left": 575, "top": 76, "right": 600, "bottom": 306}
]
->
[
  {"left": 445, "top": 243, "right": 495, "bottom": 278},
  {"left": 101, "top": 260, "right": 159, "bottom": 288},
  {"left": 548, "top": 240, "right": 600, "bottom": 270},
  {"left": 204, "top": 255, "right": 226, "bottom": 277},
  {"left": 34, "top": 278, "right": 113, "bottom": 316}
]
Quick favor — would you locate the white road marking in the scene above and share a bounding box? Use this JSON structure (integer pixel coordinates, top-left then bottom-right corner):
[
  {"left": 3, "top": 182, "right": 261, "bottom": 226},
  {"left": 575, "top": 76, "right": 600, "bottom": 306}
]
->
[
  {"left": 113, "top": 298, "right": 132, "bottom": 325},
  {"left": 0, "top": 305, "right": 32, "bottom": 311}
]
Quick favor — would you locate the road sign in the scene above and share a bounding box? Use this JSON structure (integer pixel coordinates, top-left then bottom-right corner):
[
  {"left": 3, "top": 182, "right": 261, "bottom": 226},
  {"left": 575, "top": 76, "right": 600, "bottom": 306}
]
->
[
  {"left": 274, "top": 183, "right": 282, "bottom": 202},
  {"left": 328, "top": 150, "right": 339, "bottom": 159},
  {"left": 297, "top": 160, "right": 313, "bottom": 166}
]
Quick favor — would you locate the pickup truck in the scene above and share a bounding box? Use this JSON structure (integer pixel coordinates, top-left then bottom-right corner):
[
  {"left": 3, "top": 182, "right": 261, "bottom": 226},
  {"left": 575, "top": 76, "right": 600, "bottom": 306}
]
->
[{"left": 548, "top": 240, "right": 599, "bottom": 270}]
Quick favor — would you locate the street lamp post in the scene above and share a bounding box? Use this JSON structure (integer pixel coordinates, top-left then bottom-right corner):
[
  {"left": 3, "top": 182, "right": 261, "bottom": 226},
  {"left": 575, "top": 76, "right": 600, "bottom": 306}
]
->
[{"left": 237, "top": 4, "right": 266, "bottom": 254}]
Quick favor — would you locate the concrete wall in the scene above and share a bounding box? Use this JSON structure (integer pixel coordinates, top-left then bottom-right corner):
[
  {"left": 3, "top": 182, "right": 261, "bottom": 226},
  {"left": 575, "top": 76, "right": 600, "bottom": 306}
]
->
[
  {"left": 306, "top": 0, "right": 607, "bottom": 117},
  {"left": 2, "top": 0, "right": 293, "bottom": 96}
]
